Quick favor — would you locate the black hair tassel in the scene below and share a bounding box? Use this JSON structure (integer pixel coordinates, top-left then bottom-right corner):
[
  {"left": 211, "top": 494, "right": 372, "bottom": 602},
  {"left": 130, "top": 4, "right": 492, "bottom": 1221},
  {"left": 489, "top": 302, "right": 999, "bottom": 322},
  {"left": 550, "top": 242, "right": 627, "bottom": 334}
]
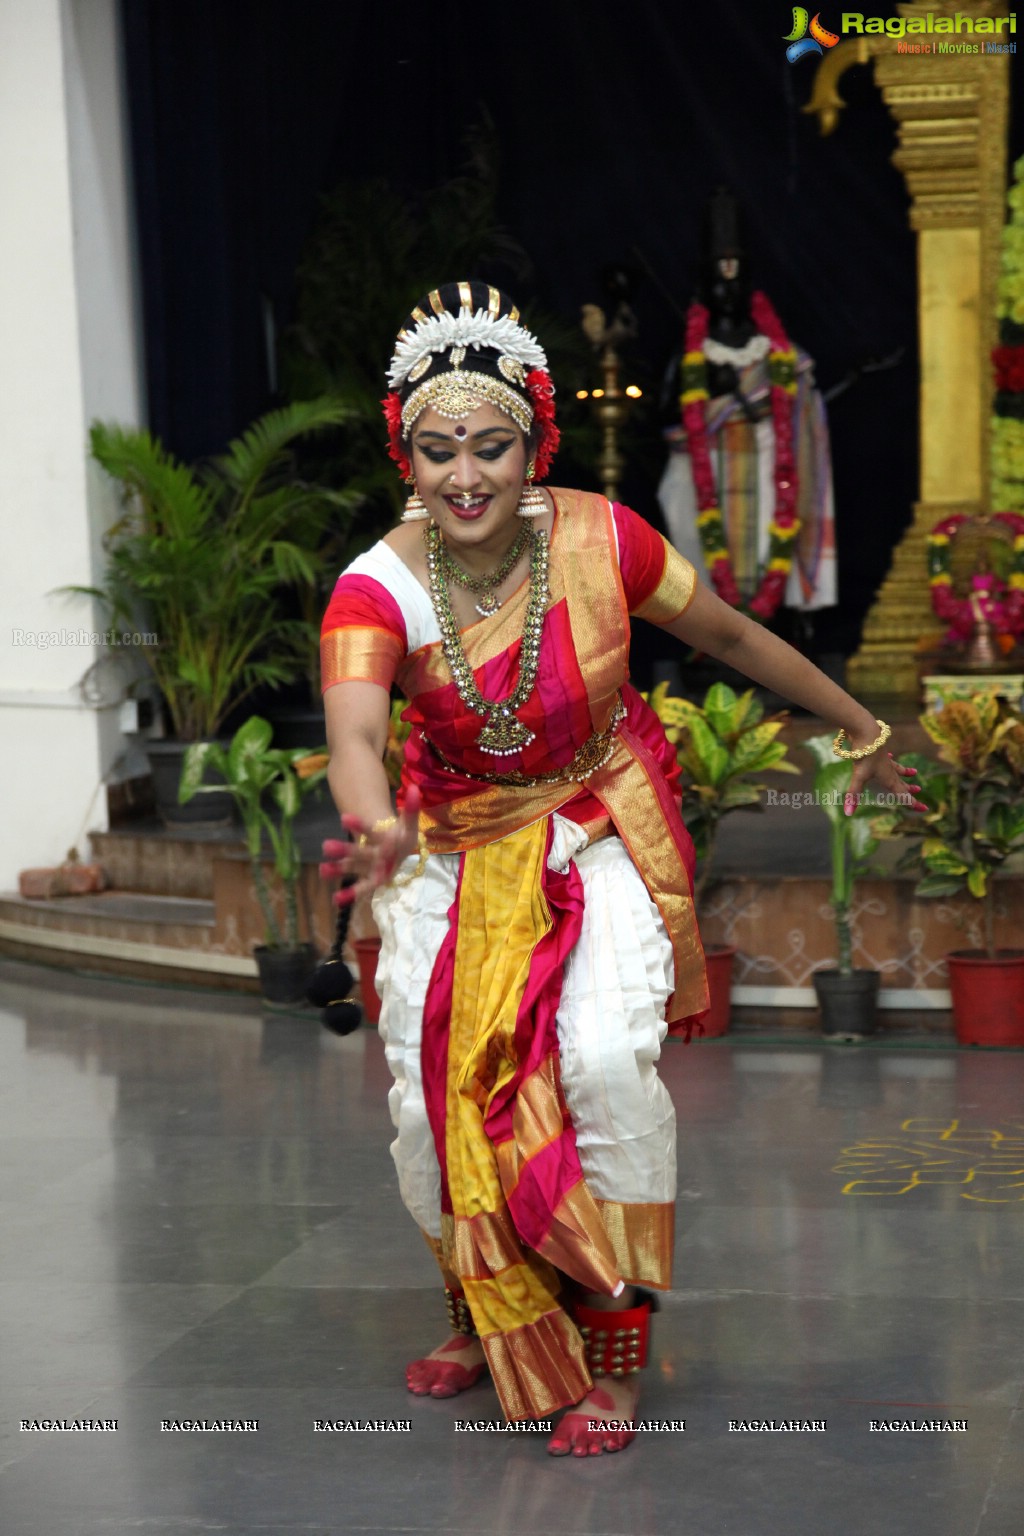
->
[{"left": 306, "top": 880, "right": 362, "bottom": 1035}]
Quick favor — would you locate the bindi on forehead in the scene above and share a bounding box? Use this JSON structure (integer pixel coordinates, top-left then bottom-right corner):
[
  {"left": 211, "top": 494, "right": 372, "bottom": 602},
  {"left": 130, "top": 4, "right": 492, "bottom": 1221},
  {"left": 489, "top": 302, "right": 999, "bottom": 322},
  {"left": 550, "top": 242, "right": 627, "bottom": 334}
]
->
[{"left": 414, "top": 425, "right": 518, "bottom": 444}]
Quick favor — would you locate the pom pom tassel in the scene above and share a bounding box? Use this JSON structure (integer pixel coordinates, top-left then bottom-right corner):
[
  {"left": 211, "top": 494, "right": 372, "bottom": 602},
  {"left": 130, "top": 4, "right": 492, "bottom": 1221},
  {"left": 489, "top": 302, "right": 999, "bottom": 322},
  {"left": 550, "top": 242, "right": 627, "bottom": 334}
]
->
[{"left": 306, "top": 879, "right": 362, "bottom": 1035}]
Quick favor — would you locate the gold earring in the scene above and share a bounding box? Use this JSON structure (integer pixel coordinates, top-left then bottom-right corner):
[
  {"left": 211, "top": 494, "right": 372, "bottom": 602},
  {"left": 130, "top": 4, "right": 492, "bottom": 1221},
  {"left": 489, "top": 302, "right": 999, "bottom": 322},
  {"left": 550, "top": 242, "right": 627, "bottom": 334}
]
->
[
  {"left": 401, "top": 475, "right": 429, "bottom": 522},
  {"left": 516, "top": 460, "right": 546, "bottom": 518}
]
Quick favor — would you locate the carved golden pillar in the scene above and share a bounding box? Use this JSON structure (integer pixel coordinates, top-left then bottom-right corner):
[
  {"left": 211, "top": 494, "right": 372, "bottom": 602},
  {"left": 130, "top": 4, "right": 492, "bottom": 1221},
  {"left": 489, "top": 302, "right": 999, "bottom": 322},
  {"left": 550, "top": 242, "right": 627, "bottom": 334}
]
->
[{"left": 804, "top": 1, "right": 1010, "bottom": 695}]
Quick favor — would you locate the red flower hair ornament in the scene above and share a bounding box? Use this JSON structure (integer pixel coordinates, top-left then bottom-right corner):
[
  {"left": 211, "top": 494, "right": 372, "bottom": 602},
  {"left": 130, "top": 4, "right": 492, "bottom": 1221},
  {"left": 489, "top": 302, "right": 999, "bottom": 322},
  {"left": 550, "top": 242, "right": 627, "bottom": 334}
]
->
[
  {"left": 382, "top": 390, "right": 410, "bottom": 481},
  {"left": 526, "top": 369, "right": 560, "bottom": 481}
]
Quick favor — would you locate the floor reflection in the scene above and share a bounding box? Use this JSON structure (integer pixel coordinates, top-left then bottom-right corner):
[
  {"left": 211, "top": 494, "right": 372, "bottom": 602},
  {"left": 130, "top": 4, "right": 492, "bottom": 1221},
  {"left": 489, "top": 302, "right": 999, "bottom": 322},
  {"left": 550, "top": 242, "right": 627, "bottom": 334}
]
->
[{"left": 2, "top": 957, "right": 1024, "bottom": 1536}]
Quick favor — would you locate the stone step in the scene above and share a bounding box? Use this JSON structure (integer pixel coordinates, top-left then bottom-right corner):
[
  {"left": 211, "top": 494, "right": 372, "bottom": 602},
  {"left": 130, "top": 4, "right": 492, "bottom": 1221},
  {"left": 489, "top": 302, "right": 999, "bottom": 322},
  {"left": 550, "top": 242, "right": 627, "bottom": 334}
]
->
[
  {"left": 88, "top": 823, "right": 242, "bottom": 899},
  {"left": 0, "top": 889, "right": 258, "bottom": 989},
  {"left": 89, "top": 799, "right": 340, "bottom": 899},
  {"left": 0, "top": 888, "right": 215, "bottom": 935},
  {"left": 0, "top": 844, "right": 342, "bottom": 991}
]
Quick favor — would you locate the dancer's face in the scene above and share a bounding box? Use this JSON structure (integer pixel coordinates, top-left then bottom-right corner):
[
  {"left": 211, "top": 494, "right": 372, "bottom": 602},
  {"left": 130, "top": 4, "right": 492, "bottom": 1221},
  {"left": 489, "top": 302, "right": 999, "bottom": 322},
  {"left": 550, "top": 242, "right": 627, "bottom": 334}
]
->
[{"left": 410, "top": 404, "right": 530, "bottom": 550}]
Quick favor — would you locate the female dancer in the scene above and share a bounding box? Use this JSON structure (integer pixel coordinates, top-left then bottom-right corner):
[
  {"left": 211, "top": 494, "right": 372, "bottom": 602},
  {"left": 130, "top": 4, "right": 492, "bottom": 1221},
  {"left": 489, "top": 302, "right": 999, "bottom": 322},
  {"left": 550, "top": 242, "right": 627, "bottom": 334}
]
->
[{"left": 319, "top": 280, "right": 922, "bottom": 1458}]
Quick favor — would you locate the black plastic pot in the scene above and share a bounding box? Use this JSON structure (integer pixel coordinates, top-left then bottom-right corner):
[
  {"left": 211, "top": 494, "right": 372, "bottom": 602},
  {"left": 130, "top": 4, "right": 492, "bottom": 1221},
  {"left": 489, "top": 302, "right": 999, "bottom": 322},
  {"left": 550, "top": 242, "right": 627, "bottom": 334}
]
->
[
  {"left": 813, "top": 968, "right": 880, "bottom": 1041},
  {"left": 147, "top": 740, "right": 235, "bottom": 827},
  {"left": 263, "top": 708, "right": 327, "bottom": 751},
  {"left": 255, "top": 943, "right": 317, "bottom": 1004}
]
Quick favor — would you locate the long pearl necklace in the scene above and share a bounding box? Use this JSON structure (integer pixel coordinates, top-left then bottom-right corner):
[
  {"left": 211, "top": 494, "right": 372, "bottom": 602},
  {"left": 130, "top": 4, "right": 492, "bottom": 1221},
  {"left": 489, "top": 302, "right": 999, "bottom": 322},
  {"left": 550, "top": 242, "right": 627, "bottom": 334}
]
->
[{"left": 423, "top": 522, "right": 549, "bottom": 756}]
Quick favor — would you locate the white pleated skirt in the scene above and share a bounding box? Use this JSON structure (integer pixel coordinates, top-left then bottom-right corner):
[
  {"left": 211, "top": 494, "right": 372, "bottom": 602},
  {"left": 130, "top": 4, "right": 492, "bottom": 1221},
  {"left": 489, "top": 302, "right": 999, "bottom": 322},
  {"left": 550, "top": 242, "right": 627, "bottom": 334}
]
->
[{"left": 371, "top": 814, "right": 678, "bottom": 1240}]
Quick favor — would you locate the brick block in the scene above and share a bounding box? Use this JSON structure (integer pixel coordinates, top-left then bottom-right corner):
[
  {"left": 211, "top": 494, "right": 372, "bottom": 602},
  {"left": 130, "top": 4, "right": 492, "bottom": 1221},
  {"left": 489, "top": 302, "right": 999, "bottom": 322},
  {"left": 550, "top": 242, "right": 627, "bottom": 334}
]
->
[
  {"left": 61, "top": 862, "right": 108, "bottom": 895},
  {"left": 18, "top": 868, "right": 70, "bottom": 899},
  {"left": 18, "top": 863, "right": 109, "bottom": 899}
]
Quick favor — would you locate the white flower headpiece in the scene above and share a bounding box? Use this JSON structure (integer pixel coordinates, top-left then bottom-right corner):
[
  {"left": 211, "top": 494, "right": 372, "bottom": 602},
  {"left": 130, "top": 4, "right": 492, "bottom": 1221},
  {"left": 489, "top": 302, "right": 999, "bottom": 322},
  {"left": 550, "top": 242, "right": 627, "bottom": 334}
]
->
[{"left": 387, "top": 307, "right": 548, "bottom": 390}]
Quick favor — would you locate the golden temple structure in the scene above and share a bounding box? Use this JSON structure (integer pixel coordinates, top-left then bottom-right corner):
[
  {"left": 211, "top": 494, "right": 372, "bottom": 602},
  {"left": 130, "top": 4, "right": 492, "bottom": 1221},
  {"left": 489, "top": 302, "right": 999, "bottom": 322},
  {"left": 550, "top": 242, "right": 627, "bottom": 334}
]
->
[{"left": 804, "top": 0, "right": 1012, "bottom": 694}]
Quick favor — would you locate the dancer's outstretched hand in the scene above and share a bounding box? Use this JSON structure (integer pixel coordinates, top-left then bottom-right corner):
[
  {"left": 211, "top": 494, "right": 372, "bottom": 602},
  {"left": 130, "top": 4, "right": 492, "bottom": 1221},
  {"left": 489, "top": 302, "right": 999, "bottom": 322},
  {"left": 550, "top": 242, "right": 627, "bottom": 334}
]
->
[
  {"left": 319, "top": 786, "right": 423, "bottom": 905},
  {"left": 845, "top": 751, "right": 927, "bottom": 818}
]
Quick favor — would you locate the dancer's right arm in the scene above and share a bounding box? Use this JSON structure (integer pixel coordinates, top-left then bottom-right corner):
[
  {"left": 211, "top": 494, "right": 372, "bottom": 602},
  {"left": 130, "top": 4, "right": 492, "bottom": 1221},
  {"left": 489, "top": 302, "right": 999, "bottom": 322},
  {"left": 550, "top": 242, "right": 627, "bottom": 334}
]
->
[{"left": 321, "top": 680, "right": 420, "bottom": 903}]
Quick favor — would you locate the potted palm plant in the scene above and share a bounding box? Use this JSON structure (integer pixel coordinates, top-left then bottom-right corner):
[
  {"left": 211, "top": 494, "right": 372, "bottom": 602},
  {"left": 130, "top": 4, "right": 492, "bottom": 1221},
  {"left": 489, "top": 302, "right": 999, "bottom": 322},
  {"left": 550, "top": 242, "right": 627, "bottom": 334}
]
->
[
  {"left": 65, "top": 400, "right": 352, "bottom": 823},
  {"left": 179, "top": 716, "right": 329, "bottom": 1003},
  {"left": 801, "top": 735, "right": 901, "bottom": 1040},
  {"left": 649, "top": 681, "right": 800, "bottom": 1035},
  {"left": 884, "top": 696, "right": 1024, "bottom": 1045}
]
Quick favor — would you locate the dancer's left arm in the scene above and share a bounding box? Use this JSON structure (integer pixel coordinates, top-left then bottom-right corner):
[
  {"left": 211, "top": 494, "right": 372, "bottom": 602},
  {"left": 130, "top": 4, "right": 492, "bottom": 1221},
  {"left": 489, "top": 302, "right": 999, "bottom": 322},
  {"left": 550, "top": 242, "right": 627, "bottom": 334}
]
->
[{"left": 665, "top": 580, "right": 926, "bottom": 814}]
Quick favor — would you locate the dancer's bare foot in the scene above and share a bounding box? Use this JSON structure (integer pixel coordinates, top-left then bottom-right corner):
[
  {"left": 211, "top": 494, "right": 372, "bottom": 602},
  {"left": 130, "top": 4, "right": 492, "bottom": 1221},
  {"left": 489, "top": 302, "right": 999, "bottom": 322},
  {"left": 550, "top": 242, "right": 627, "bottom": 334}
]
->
[
  {"left": 405, "top": 1334, "right": 488, "bottom": 1398},
  {"left": 547, "top": 1375, "right": 642, "bottom": 1457}
]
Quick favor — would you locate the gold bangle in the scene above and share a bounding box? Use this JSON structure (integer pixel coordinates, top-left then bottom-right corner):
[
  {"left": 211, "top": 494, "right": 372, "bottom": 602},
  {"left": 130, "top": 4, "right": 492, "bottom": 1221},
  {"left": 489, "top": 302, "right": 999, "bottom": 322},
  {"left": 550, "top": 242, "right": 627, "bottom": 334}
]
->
[
  {"left": 356, "top": 815, "right": 398, "bottom": 849},
  {"left": 391, "top": 830, "right": 429, "bottom": 887},
  {"left": 832, "top": 719, "right": 891, "bottom": 761}
]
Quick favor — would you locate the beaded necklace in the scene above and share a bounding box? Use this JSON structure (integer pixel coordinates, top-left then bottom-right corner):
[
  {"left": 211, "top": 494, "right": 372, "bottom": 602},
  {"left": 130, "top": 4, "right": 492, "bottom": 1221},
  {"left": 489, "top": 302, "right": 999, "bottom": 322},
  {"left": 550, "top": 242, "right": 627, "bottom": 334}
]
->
[
  {"left": 436, "top": 521, "right": 531, "bottom": 615},
  {"left": 424, "top": 521, "right": 549, "bottom": 756}
]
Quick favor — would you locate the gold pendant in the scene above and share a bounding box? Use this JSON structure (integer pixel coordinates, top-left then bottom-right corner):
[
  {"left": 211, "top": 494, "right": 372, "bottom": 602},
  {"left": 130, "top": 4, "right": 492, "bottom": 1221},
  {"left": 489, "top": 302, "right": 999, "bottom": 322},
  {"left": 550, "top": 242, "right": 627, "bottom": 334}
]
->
[
  {"left": 476, "top": 708, "right": 535, "bottom": 755},
  {"left": 475, "top": 593, "right": 501, "bottom": 617}
]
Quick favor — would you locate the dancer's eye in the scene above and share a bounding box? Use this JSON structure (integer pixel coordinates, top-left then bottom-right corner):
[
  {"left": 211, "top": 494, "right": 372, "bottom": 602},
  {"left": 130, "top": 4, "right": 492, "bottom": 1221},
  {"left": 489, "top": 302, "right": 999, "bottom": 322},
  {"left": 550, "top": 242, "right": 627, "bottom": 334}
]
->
[{"left": 417, "top": 437, "right": 516, "bottom": 464}]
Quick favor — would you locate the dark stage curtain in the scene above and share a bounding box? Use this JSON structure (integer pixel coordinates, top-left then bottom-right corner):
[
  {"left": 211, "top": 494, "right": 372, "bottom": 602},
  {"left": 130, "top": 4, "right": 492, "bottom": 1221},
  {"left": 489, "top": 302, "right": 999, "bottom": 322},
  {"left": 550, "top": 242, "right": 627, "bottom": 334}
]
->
[{"left": 120, "top": 0, "right": 1023, "bottom": 656}]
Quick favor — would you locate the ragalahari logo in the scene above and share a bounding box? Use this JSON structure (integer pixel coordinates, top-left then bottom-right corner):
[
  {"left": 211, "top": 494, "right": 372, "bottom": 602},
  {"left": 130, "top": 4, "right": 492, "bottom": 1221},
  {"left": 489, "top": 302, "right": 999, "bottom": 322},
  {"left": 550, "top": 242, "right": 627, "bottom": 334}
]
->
[
  {"left": 784, "top": 9, "right": 840, "bottom": 61},
  {"left": 784, "top": 8, "right": 1016, "bottom": 60}
]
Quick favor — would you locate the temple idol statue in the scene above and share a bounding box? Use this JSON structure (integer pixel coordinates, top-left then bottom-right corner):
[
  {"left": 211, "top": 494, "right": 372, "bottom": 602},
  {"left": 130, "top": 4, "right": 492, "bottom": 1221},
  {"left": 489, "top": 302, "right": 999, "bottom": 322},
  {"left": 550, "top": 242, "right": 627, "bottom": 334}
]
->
[{"left": 657, "top": 189, "right": 837, "bottom": 620}]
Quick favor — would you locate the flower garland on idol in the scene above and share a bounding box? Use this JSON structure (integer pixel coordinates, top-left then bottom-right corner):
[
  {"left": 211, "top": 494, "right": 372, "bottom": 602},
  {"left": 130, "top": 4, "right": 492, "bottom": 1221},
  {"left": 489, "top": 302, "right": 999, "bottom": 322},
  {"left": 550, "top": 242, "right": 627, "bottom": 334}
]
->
[
  {"left": 926, "top": 511, "right": 1024, "bottom": 642},
  {"left": 680, "top": 291, "right": 800, "bottom": 620}
]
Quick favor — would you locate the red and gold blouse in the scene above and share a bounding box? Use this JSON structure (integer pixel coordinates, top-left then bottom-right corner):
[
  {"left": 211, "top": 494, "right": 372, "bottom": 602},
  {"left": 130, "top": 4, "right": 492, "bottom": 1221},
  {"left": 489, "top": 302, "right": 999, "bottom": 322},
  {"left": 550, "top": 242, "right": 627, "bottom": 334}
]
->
[{"left": 321, "top": 488, "right": 706, "bottom": 1025}]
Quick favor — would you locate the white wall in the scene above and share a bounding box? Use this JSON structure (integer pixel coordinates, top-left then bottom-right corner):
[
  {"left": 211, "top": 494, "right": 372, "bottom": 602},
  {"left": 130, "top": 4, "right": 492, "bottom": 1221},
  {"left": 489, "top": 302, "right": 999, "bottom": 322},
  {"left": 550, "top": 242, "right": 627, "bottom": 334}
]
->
[{"left": 0, "top": 0, "right": 142, "bottom": 886}]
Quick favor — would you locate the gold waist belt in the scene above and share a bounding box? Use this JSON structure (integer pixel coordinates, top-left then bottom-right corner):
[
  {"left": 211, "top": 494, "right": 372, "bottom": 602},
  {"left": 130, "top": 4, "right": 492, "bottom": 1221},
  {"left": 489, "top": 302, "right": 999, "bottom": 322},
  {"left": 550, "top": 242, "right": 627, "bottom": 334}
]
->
[{"left": 427, "top": 695, "right": 626, "bottom": 788}]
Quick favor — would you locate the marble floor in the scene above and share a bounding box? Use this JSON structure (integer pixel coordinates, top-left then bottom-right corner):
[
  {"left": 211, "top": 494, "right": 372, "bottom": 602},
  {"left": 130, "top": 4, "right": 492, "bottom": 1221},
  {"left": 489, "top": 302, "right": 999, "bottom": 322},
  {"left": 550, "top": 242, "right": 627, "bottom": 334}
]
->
[{"left": 1, "top": 956, "right": 1022, "bottom": 1536}]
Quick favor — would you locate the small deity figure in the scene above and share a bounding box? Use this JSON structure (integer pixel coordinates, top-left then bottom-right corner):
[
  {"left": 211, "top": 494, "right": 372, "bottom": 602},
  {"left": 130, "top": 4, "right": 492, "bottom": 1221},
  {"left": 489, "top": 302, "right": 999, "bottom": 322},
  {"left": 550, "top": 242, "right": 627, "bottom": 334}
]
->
[{"left": 658, "top": 188, "right": 837, "bottom": 618}]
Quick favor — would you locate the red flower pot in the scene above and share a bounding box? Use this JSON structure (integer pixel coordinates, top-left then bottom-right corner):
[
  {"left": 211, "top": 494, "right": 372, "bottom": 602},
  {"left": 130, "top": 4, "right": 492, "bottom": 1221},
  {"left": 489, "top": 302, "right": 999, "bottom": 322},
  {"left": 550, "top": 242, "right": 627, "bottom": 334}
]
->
[
  {"left": 947, "top": 950, "right": 1024, "bottom": 1047},
  {"left": 353, "top": 936, "right": 382, "bottom": 1025},
  {"left": 699, "top": 945, "right": 736, "bottom": 1039}
]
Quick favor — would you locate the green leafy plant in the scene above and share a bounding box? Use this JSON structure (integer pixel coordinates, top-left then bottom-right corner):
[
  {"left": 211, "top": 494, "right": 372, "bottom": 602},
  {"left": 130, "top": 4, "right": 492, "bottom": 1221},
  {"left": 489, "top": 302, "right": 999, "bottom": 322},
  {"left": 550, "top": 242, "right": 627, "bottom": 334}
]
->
[
  {"left": 803, "top": 735, "right": 900, "bottom": 976},
  {"left": 383, "top": 699, "right": 412, "bottom": 791},
  {"left": 65, "top": 400, "right": 354, "bottom": 741},
  {"left": 278, "top": 123, "right": 602, "bottom": 545},
  {"left": 279, "top": 125, "right": 526, "bottom": 537},
  {"left": 180, "top": 716, "right": 329, "bottom": 950},
  {"left": 883, "top": 696, "right": 1024, "bottom": 957},
  {"left": 648, "top": 681, "right": 799, "bottom": 909}
]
